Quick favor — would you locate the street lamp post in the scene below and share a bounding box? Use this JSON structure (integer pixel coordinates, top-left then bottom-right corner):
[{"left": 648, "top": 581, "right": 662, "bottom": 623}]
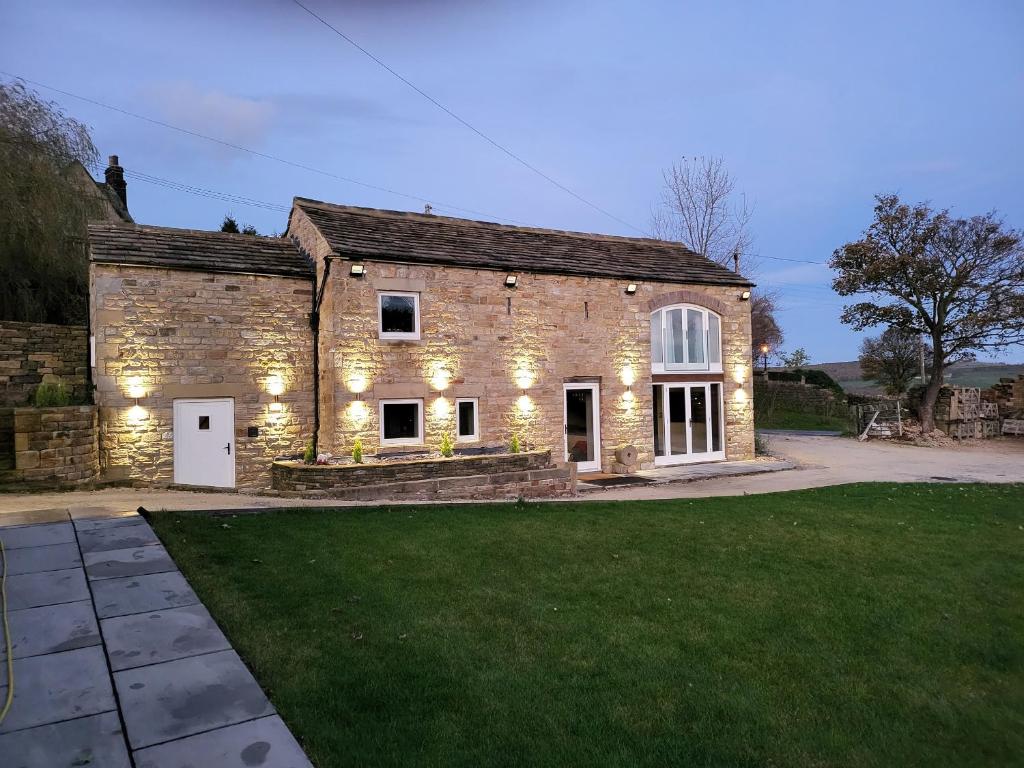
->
[{"left": 759, "top": 344, "right": 770, "bottom": 374}]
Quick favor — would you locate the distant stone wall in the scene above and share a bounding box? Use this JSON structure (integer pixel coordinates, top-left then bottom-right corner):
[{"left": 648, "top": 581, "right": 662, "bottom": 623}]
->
[
  {"left": 0, "top": 321, "right": 90, "bottom": 406},
  {"left": 0, "top": 405, "right": 99, "bottom": 490},
  {"left": 754, "top": 378, "right": 841, "bottom": 414}
]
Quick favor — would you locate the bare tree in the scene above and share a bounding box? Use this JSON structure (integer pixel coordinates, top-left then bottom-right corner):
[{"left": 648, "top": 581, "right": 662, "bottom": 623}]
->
[
  {"left": 859, "top": 327, "right": 925, "bottom": 396},
  {"left": 651, "top": 156, "right": 753, "bottom": 268},
  {"left": 751, "top": 291, "right": 784, "bottom": 357},
  {"left": 832, "top": 194, "right": 1024, "bottom": 431}
]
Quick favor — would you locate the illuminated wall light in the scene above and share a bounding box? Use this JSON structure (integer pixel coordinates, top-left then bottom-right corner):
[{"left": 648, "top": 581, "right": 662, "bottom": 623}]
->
[
  {"left": 734, "top": 389, "right": 748, "bottom": 404},
  {"left": 734, "top": 364, "right": 747, "bottom": 385},
  {"left": 622, "top": 389, "right": 635, "bottom": 403},
  {"left": 430, "top": 367, "right": 451, "bottom": 392},
  {"left": 625, "top": 283, "right": 638, "bottom": 295},
  {"left": 515, "top": 368, "right": 533, "bottom": 391},
  {"left": 348, "top": 373, "right": 368, "bottom": 394},
  {"left": 432, "top": 396, "right": 451, "bottom": 419},
  {"left": 266, "top": 375, "right": 285, "bottom": 397},
  {"left": 269, "top": 401, "right": 283, "bottom": 413},
  {"left": 620, "top": 364, "right": 636, "bottom": 387},
  {"left": 127, "top": 376, "right": 145, "bottom": 403},
  {"left": 348, "top": 400, "right": 369, "bottom": 424},
  {"left": 517, "top": 394, "right": 533, "bottom": 413},
  {"left": 128, "top": 404, "right": 148, "bottom": 423}
]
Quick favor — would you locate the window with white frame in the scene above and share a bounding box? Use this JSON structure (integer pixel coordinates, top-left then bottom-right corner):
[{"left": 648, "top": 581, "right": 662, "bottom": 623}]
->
[
  {"left": 455, "top": 398, "right": 479, "bottom": 442},
  {"left": 650, "top": 305, "right": 722, "bottom": 373},
  {"left": 379, "top": 399, "right": 423, "bottom": 445},
  {"left": 378, "top": 292, "right": 420, "bottom": 340}
]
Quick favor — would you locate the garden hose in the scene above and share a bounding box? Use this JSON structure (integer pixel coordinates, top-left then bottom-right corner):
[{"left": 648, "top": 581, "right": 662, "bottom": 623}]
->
[{"left": 0, "top": 536, "right": 12, "bottom": 725}]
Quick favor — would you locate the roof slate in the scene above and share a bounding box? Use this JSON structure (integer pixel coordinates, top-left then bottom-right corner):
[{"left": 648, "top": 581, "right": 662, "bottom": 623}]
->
[
  {"left": 293, "top": 197, "right": 752, "bottom": 287},
  {"left": 88, "top": 223, "right": 312, "bottom": 279}
]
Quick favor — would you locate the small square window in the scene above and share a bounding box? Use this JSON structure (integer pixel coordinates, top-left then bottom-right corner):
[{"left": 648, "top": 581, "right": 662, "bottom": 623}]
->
[
  {"left": 380, "top": 399, "right": 423, "bottom": 445},
  {"left": 198, "top": 416, "right": 210, "bottom": 430},
  {"left": 456, "top": 398, "right": 479, "bottom": 442},
  {"left": 378, "top": 292, "right": 420, "bottom": 340}
]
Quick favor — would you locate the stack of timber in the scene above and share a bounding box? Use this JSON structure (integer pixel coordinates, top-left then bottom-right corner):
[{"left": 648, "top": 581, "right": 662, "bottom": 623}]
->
[{"left": 936, "top": 386, "right": 1002, "bottom": 440}]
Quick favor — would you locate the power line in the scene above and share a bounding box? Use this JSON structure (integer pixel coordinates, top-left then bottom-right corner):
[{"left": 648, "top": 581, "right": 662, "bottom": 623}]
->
[
  {"left": 290, "top": 0, "right": 645, "bottom": 236},
  {"left": 0, "top": 70, "right": 528, "bottom": 225}
]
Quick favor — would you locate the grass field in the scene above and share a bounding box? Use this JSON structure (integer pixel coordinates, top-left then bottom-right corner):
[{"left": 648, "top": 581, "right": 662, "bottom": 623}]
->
[
  {"left": 151, "top": 485, "right": 1024, "bottom": 768},
  {"left": 754, "top": 406, "right": 851, "bottom": 432}
]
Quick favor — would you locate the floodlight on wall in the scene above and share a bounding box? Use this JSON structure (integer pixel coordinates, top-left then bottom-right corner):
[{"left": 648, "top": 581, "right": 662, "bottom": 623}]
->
[
  {"left": 625, "top": 283, "right": 638, "bottom": 295},
  {"left": 740, "top": 290, "right": 751, "bottom": 300},
  {"left": 267, "top": 375, "right": 284, "bottom": 411},
  {"left": 350, "top": 263, "right": 366, "bottom": 277},
  {"left": 504, "top": 274, "right": 518, "bottom": 289}
]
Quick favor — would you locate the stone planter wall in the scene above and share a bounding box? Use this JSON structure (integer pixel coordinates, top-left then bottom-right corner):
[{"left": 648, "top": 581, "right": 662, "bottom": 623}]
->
[
  {"left": 0, "top": 405, "right": 99, "bottom": 490},
  {"left": 271, "top": 449, "right": 574, "bottom": 501}
]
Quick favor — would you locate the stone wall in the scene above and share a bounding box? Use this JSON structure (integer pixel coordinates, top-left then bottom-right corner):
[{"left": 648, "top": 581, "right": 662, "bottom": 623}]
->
[
  {"left": 0, "top": 405, "right": 99, "bottom": 489},
  {"left": 289, "top": 206, "right": 755, "bottom": 472},
  {"left": 0, "top": 321, "right": 89, "bottom": 406},
  {"left": 90, "top": 263, "right": 315, "bottom": 489},
  {"left": 271, "top": 450, "right": 574, "bottom": 500},
  {"left": 754, "top": 378, "right": 842, "bottom": 415}
]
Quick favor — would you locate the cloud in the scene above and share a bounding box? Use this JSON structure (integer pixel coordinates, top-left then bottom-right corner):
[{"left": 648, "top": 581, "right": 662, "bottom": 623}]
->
[{"left": 143, "top": 81, "right": 276, "bottom": 155}]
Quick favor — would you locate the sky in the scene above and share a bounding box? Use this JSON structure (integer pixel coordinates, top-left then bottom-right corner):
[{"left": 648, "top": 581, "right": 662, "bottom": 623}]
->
[{"left": 3, "top": 0, "right": 1023, "bottom": 362}]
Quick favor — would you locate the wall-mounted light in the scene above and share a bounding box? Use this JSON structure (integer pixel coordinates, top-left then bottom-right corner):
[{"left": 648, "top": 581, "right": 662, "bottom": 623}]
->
[
  {"left": 432, "top": 397, "right": 450, "bottom": 419},
  {"left": 125, "top": 376, "right": 146, "bottom": 405},
  {"left": 625, "top": 283, "right": 638, "bottom": 295},
  {"left": 517, "top": 394, "right": 533, "bottom": 414},
  {"left": 504, "top": 274, "right": 518, "bottom": 289},
  {"left": 734, "top": 364, "right": 748, "bottom": 386},
  {"left": 348, "top": 373, "right": 368, "bottom": 394},
  {"left": 515, "top": 368, "right": 533, "bottom": 392},
  {"left": 266, "top": 375, "right": 285, "bottom": 411},
  {"left": 348, "top": 400, "right": 369, "bottom": 424},
  {"left": 740, "top": 290, "right": 751, "bottom": 301},
  {"left": 430, "top": 366, "right": 451, "bottom": 391},
  {"left": 350, "top": 262, "right": 366, "bottom": 277}
]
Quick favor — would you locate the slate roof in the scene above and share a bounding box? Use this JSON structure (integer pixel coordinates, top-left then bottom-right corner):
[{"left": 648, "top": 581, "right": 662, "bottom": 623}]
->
[
  {"left": 88, "top": 223, "right": 313, "bottom": 279},
  {"left": 292, "top": 197, "right": 752, "bottom": 287}
]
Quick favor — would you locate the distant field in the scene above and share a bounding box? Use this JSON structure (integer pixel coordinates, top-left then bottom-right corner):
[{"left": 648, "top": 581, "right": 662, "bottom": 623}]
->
[{"left": 821, "top": 361, "right": 1024, "bottom": 394}]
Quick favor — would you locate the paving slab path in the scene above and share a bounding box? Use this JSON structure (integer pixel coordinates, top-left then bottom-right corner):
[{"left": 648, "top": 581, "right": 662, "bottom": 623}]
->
[{"left": 0, "top": 505, "right": 313, "bottom": 768}]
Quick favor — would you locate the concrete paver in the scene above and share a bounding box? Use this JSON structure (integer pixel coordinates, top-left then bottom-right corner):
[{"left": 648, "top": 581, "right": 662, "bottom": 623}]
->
[
  {"left": 103, "top": 603, "right": 230, "bottom": 671},
  {"left": 0, "top": 711, "right": 131, "bottom": 768},
  {"left": 3, "top": 542, "right": 82, "bottom": 576},
  {"left": 83, "top": 544, "right": 176, "bottom": 580},
  {"left": 0, "top": 646, "right": 116, "bottom": 734},
  {"left": 78, "top": 521, "right": 160, "bottom": 553},
  {"left": 114, "top": 649, "right": 276, "bottom": 749},
  {"left": 3, "top": 600, "right": 100, "bottom": 660},
  {"left": 5, "top": 568, "right": 89, "bottom": 611},
  {"left": 133, "top": 714, "right": 313, "bottom": 768},
  {"left": 74, "top": 514, "right": 149, "bottom": 532},
  {"left": 92, "top": 570, "right": 200, "bottom": 619},
  {"left": 0, "top": 522, "right": 76, "bottom": 549}
]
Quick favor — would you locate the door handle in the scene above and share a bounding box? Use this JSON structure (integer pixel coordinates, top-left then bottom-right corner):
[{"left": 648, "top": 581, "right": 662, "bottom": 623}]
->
[{"left": 225, "top": 443, "right": 231, "bottom": 455}]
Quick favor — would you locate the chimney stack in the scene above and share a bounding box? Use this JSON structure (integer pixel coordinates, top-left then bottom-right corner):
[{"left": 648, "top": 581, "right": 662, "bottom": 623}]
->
[
  {"left": 104, "top": 155, "right": 127, "bottom": 208},
  {"left": 732, "top": 250, "right": 740, "bottom": 274}
]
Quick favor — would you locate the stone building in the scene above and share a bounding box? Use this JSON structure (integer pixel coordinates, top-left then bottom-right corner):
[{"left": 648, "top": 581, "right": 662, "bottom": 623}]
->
[{"left": 88, "top": 198, "right": 754, "bottom": 490}]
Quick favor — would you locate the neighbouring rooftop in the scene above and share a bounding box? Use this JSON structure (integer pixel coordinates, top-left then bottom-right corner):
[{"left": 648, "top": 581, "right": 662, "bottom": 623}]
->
[{"left": 88, "top": 223, "right": 313, "bottom": 279}]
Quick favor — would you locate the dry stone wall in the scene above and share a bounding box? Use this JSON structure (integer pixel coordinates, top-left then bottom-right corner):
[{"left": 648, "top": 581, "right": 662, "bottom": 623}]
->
[
  {"left": 0, "top": 405, "right": 99, "bottom": 489},
  {"left": 0, "top": 321, "right": 89, "bottom": 406}
]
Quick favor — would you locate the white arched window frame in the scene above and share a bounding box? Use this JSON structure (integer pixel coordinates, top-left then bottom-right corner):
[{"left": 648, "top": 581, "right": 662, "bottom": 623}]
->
[{"left": 650, "top": 304, "right": 722, "bottom": 373}]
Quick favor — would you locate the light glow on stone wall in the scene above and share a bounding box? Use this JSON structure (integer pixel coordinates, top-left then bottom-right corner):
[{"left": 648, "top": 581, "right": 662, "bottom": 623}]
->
[
  {"left": 733, "top": 364, "right": 747, "bottom": 385},
  {"left": 620, "top": 364, "right": 636, "bottom": 387},
  {"left": 431, "top": 396, "right": 451, "bottom": 419},
  {"left": 266, "top": 374, "right": 285, "bottom": 397},
  {"left": 126, "top": 376, "right": 146, "bottom": 401},
  {"left": 347, "top": 400, "right": 369, "bottom": 424}
]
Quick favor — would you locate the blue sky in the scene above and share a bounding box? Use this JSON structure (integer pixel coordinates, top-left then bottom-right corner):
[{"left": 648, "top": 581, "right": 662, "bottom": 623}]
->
[{"left": 3, "top": 0, "right": 1022, "bottom": 362}]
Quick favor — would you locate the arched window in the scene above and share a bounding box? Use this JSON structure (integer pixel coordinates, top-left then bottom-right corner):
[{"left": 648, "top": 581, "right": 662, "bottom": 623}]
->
[{"left": 650, "top": 305, "right": 722, "bottom": 373}]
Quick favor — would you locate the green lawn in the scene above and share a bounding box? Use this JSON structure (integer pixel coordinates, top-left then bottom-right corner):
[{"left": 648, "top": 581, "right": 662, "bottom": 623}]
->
[
  {"left": 151, "top": 485, "right": 1024, "bottom": 768},
  {"left": 754, "top": 406, "right": 851, "bottom": 432}
]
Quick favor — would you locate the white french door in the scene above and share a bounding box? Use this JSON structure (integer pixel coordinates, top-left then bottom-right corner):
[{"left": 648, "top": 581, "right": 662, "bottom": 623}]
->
[
  {"left": 652, "top": 382, "right": 725, "bottom": 465},
  {"left": 564, "top": 383, "right": 602, "bottom": 473}
]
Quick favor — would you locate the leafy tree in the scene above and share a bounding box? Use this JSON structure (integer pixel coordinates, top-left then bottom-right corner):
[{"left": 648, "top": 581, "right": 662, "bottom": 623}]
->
[
  {"left": 859, "top": 327, "right": 926, "bottom": 396},
  {"left": 651, "top": 155, "right": 780, "bottom": 361},
  {"left": 220, "top": 215, "right": 241, "bottom": 233},
  {"left": 780, "top": 347, "right": 810, "bottom": 368},
  {"left": 0, "top": 80, "right": 99, "bottom": 324},
  {"left": 220, "top": 214, "right": 258, "bottom": 236},
  {"left": 832, "top": 194, "right": 1024, "bottom": 431}
]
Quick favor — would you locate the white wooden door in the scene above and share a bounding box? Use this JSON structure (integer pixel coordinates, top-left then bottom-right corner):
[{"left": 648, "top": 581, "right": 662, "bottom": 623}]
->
[
  {"left": 173, "top": 398, "right": 236, "bottom": 488},
  {"left": 564, "top": 383, "right": 602, "bottom": 473}
]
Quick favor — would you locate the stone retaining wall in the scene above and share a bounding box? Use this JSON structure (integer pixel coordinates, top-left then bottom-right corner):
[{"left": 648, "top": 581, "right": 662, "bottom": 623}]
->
[
  {"left": 0, "top": 405, "right": 99, "bottom": 489},
  {"left": 0, "top": 321, "right": 90, "bottom": 406},
  {"left": 271, "top": 449, "right": 574, "bottom": 500},
  {"left": 754, "top": 379, "right": 842, "bottom": 414}
]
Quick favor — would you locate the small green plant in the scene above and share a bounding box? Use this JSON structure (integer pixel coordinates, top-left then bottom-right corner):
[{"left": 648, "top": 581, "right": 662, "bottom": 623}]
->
[
  {"left": 439, "top": 432, "right": 454, "bottom": 458},
  {"left": 303, "top": 440, "right": 315, "bottom": 465},
  {"left": 33, "top": 382, "right": 72, "bottom": 407},
  {"left": 352, "top": 437, "right": 363, "bottom": 464},
  {"left": 509, "top": 433, "right": 521, "bottom": 454}
]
